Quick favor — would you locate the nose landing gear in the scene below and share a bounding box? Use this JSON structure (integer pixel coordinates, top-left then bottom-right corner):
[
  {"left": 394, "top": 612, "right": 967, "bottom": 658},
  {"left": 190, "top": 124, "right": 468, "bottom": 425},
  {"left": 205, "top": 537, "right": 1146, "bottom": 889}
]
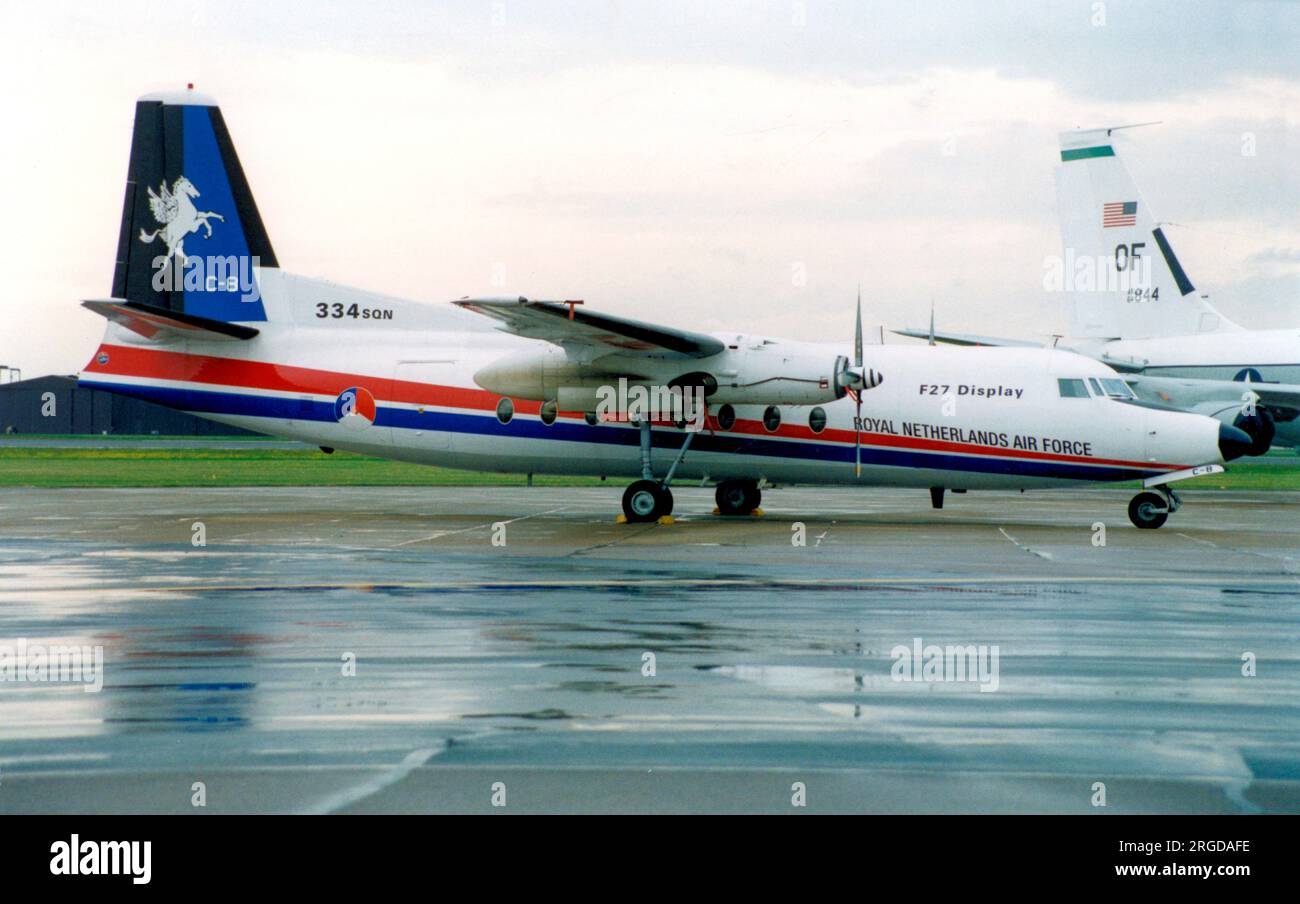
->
[{"left": 1128, "top": 486, "right": 1180, "bottom": 530}]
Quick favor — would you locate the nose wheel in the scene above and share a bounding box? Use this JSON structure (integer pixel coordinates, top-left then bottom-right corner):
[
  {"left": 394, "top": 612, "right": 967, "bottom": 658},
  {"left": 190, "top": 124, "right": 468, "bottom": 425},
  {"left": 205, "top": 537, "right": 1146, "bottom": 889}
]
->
[{"left": 1128, "top": 489, "right": 1177, "bottom": 529}]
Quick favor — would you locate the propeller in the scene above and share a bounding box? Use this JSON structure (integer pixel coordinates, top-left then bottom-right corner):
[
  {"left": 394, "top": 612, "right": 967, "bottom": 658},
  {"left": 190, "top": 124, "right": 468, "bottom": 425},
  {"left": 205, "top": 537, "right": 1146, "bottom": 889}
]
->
[
  {"left": 841, "top": 286, "right": 884, "bottom": 477},
  {"left": 854, "top": 289, "right": 864, "bottom": 476}
]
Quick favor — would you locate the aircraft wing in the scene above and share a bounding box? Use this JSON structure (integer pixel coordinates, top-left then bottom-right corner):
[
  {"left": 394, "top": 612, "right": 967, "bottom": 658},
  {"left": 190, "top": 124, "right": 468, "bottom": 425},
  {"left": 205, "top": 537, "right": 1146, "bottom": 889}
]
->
[
  {"left": 453, "top": 296, "right": 725, "bottom": 359},
  {"left": 1126, "top": 373, "right": 1300, "bottom": 422},
  {"left": 891, "top": 328, "right": 1041, "bottom": 348}
]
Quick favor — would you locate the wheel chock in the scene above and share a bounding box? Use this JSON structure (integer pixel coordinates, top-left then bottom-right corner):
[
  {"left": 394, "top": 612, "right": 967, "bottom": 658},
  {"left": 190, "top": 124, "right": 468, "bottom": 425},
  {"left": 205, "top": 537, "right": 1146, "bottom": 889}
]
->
[
  {"left": 749, "top": 508, "right": 765, "bottom": 516},
  {"left": 657, "top": 515, "right": 675, "bottom": 525},
  {"left": 711, "top": 507, "right": 721, "bottom": 515},
  {"left": 615, "top": 514, "right": 628, "bottom": 524}
]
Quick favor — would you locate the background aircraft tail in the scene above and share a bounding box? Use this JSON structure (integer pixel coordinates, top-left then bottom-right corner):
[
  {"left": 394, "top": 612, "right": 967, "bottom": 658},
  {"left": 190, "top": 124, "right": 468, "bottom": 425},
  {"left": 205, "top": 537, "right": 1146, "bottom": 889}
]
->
[
  {"left": 1055, "top": 127, "right": 1238, "bottom": 340},
  {"left": 111, "top": 89, "right": 277, "bottom": 324}
]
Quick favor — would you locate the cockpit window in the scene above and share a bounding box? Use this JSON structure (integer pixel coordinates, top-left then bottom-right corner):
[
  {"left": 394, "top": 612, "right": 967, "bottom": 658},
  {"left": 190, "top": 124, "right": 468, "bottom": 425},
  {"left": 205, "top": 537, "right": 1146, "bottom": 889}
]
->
[
  {"left": 1086, "top": 377, "right": 1136, "bottom": 400},
  {"left": 1099, "top": 378, "right": 1136, "bottom": 400},
  {"left": 1057, "top": 378, "right": 1089, "bottom": 398}
]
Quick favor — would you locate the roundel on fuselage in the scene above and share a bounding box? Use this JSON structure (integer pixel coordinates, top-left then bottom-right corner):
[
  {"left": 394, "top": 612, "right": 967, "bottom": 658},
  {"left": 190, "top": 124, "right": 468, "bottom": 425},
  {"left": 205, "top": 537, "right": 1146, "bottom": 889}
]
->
[{"left": 335, "top": 386, "right": 377, "bottom": 429}]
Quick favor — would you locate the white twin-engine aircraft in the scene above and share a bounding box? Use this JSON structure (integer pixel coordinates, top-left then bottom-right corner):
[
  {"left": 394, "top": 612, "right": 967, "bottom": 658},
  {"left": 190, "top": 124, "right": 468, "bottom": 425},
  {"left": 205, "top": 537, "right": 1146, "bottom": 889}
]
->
[
  {"left": 899, "top": 123, "right": 1300, "bottom": 454},
  {"left": 79, "top": 91, "right": 1253, "bottom": 528}
]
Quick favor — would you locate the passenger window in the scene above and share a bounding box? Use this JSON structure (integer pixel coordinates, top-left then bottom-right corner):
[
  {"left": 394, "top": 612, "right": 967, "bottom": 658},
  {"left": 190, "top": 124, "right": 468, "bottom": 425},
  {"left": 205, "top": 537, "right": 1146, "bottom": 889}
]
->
[
  {"left": 496, "top": 397, "right": 514, "bottom": 423},
  {"left": 1057, "top": 379, "right": 1089, "bottom": 398},
  {"left": 715, "top": 404, "right": 736, "bottom": 431},
  {"left": 808, "top": 407, "right": 827, "bottom": 434},
  {"left": 762, "top": 405, "right": 781, "bottom": 432}
]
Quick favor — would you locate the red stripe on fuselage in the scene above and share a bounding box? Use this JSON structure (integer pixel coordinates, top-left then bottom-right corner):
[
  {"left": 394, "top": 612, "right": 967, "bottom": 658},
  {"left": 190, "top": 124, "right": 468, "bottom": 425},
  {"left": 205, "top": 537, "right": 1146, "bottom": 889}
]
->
[
  {"left": 84, "top": 343, "right": 1189, "bottom": 471},
  {"left": 86, "top": 342, "right": 542, "bottom": 415}
]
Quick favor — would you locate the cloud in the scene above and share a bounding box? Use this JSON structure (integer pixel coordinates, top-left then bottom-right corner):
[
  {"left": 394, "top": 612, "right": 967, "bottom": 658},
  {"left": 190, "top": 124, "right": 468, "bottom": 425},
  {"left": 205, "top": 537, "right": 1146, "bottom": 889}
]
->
[
  {"left": 1250, "top": 247, "right": 1300, "bottom": 265},
  {"left": 1, "top": 1, "right": 1299, "bottom": 379}
]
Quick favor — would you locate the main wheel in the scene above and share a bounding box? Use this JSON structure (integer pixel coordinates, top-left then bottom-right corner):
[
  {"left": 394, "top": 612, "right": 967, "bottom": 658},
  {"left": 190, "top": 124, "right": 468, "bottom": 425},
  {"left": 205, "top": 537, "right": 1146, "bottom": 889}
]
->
[
  {"left": 715, "top": 479, "right": 761, "bottom": 516},
  {"left": 623, "top": 479, "right": 673, "bottom": 523},
  {"left": 1128, "top": 492, "right": 1169, "bottom": 529}
]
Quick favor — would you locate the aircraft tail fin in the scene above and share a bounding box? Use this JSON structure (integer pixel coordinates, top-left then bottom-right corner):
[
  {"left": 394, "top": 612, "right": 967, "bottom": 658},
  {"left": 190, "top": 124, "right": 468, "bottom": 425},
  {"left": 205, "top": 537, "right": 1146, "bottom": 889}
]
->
[
  {"left": 112, "top": 88, "right": 277, "bottom": 324},
  {"left": 1055, "top": 127, "right": 1238, "bottom": 339}
]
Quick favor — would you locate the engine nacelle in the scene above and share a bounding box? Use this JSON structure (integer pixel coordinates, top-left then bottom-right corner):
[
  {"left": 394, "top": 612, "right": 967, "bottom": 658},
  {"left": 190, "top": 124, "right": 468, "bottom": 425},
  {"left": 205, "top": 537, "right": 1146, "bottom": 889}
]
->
[
  {"left": 472, "top": 346, "right": 636, "bottom": 402},
  {"left": 705, "top": 342, "right": 848, "bottom": 405},
  {"left": 471, "top": 336, "right": 860, "bottom": 409}
]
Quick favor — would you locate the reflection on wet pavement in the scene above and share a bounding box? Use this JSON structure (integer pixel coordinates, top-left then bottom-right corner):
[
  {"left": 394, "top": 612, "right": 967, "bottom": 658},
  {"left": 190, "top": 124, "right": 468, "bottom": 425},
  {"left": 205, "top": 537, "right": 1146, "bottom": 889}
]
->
[{"left": 0, "top": 486, "right": 1297, "bottom": 813}]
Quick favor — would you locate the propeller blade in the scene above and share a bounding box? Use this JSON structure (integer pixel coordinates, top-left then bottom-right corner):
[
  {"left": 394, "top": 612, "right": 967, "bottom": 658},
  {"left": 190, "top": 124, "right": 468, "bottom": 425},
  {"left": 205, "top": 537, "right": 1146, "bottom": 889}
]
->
[
  {"left": 852, "top": 286, "right": 866, "bottom": 476},
  {"left": 854, "top": 286, "right": 863, "bottom": 369},
  {"left": 854, "top": 389, "right": 862, "bottom": 478}
]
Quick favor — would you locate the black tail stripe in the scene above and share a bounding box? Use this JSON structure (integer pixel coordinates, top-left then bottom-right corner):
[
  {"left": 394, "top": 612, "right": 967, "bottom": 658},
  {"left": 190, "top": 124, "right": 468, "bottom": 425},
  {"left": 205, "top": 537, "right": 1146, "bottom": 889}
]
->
[
  {"left": 116, "top": 100, "right": 166, "bottom": 303},
  {"left": 111, "top": 181, "right": 136, "bottom": 300},
  {"left": 1152, "top": 226, "right": 1195, "bottom": 296},
  {"left": 209, "top": 107, "right": 278, "bottom": 267}
]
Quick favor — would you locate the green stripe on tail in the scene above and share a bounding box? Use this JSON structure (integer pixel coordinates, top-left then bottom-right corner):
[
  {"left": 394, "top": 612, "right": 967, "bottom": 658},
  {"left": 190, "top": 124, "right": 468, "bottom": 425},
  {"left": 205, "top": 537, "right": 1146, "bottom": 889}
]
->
[{"left": 1061, "top": 145, "right": 1115, "bottom": 162}]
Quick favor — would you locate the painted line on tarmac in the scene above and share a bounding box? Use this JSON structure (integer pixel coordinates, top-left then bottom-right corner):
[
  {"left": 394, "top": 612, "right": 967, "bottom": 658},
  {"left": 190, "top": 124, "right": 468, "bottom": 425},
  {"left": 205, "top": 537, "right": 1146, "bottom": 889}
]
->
[
  {"left": 294, "top": 744, "right": 447, "bottom": 815},
  {"left": 997, "top": 527, "right": 1054, "bottom": 560},
  {"left": 396, "top": 506, "right": 573, "bottom": 546},
  {"left": 1178, "top": 531, "right": 1300, "bottom": 572}
]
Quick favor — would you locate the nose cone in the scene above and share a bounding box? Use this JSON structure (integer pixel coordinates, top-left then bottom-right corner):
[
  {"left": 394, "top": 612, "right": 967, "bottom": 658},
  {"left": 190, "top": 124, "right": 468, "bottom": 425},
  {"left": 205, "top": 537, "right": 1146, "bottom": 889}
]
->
[{"left": 1218, "top": 423, "right": 1253, "bottom": 462}]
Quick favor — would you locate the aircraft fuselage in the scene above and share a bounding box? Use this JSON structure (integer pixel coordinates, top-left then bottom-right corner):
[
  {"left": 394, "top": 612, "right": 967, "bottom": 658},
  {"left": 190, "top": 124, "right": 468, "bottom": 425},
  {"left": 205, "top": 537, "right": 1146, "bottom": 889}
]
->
[{"left": 80, "top": 278, "right": 1227, "bottom": 492}]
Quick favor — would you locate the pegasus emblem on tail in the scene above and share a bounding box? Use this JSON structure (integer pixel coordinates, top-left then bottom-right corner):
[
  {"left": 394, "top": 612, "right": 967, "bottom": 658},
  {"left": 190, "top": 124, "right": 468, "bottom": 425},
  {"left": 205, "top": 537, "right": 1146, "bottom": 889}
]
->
[{"left": 138, "top": 175, "right": 224, "bottom": 262}]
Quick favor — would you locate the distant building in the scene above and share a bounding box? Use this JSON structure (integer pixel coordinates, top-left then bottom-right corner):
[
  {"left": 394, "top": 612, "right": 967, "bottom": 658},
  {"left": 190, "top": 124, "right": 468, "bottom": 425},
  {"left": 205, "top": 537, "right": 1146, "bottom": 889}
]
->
[{"left": 0, "top": 375, "right": 260, "bottom": 436}]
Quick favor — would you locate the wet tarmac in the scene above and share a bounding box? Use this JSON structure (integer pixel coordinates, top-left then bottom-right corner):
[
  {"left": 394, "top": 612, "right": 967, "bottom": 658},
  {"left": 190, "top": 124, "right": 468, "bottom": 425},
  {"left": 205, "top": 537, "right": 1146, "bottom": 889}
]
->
[{"left": 0, "top": 485, "right": 1298, "bottom": 813}]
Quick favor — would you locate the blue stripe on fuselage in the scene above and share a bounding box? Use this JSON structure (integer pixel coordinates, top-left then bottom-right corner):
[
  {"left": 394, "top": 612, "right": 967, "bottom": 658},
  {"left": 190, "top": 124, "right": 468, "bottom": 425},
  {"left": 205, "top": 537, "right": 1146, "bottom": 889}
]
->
[{"left": 80, "top": 379, "right": 1158, "bottom": 482}]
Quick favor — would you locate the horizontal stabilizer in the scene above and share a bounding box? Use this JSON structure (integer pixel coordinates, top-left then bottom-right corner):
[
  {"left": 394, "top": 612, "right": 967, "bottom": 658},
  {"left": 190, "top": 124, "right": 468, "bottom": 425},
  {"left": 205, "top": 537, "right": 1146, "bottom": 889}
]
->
[{"left": 82, "top": 298, "right": 260, "bottom": 341}]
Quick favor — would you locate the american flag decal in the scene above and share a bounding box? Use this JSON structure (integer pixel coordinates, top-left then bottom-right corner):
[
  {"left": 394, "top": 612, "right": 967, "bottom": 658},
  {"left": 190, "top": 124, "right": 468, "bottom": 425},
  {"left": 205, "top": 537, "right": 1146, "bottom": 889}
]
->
[{"left": 1103, "top": 201, "right": 1138, "bottom": 228}]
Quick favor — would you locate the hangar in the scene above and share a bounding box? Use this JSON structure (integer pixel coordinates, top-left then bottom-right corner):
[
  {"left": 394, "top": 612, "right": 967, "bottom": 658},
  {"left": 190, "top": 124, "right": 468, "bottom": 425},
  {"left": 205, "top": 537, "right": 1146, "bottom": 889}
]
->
[{"left": 0, "top": 375, "right": 257, "bottom": 436}]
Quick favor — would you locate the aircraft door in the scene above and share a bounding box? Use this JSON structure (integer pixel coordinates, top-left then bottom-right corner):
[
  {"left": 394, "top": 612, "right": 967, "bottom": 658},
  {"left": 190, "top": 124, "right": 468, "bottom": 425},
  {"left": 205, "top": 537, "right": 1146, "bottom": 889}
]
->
[{"left": 391, "top": 358, "right": 461, "bottom": 451}]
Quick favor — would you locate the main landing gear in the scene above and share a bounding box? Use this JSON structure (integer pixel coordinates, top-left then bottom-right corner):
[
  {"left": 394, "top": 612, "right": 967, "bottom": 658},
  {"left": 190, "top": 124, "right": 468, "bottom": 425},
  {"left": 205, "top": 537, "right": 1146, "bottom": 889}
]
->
[
  {"left": 1128, "top": 487, "right": 1179, "bottom": 530},
  {"left": 714, "top": 479, "right": 762, "bottom": 516},
  {"left": 622, "top": 479, "right": 673, "bottom": 523},
  {"left": 619, "top": 420, "right": 696, "bottom": 523},
  {"left": 616, "top": 420, "right": 765, "bottom": 522}
]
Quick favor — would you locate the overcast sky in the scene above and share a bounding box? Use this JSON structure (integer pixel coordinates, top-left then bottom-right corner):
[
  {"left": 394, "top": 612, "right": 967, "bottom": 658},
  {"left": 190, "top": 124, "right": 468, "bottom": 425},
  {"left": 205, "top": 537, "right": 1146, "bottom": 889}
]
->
[{"left": 2, "top": 0, "right": 1298, "bottom": 378}]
